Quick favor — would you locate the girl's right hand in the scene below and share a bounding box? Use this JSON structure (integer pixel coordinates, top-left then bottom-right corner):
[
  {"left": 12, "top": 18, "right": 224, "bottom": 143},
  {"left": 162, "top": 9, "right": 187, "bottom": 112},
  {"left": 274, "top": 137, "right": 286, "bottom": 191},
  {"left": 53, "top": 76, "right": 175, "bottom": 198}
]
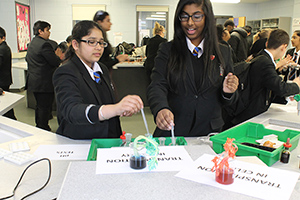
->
[
  {"left": 117, "top": 95, "right": 143, "bottom": 117},
  {"left": 156, "top": 109, "right": 174, "bottom": 131}
]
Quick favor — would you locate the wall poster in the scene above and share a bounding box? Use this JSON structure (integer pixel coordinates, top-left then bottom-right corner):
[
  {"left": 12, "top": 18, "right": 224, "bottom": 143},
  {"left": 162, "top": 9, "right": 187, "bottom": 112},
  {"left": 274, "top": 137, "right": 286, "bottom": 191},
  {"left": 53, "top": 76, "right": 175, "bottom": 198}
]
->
[{"left": 15, "top": 2, "right": 31, "bottom": 51}]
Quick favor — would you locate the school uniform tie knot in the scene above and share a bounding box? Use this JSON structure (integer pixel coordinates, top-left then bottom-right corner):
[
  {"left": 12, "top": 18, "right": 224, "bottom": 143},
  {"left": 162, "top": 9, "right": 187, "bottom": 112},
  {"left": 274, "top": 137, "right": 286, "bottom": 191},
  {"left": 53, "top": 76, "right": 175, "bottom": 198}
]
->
[
  {"left": 93, "top": 71, "right": 101, "bottom": 83},
  {"left": 193, "top": 47, "right": 200, "bottom": 57}
]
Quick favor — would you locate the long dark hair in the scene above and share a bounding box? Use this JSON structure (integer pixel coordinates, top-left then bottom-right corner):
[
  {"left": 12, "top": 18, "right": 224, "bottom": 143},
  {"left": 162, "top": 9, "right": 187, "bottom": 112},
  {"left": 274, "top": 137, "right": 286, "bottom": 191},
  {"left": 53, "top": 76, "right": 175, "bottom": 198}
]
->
[
  {"left": 168, "top": 0, "right": 225, "bottom": 92},
  {"left": 64, "top": 20, "right": 104, "bottom": 61},
  {"left": 92, "top": 10, "right": 113, "bottom": 53}
]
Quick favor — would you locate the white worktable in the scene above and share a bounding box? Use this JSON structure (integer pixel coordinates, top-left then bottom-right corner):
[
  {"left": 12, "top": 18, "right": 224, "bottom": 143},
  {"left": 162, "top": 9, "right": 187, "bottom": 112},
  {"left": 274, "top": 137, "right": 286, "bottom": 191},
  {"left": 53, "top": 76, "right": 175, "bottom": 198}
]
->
[
  {"left": 0, "top": 102, "right": 299, "bottom": 200},
  {"left": 113, "top": 61, "right": 144, "bottom": 69},
  {"left": 0, "top": 92, "right": 24, "bottom": 115}
]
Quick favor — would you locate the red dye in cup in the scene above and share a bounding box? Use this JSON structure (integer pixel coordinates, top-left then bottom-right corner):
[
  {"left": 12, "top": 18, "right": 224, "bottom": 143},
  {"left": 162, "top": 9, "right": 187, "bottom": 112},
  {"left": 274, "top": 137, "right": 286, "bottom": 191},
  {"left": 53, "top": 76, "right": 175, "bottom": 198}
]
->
[{"left": 215, "top": 168, "right": 234, "bottom": 185}]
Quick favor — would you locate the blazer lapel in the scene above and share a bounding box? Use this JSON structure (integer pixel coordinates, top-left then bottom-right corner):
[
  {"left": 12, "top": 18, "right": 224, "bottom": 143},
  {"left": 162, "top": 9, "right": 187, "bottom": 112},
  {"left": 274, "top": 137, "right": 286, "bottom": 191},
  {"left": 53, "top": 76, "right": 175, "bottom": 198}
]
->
[
  {"left": 99, "top": 67, "right": 117, "bottom": 103},
  {"left": 185, "top": 49, "right": 198, "bottom": 93},
  {"left": 72, "top": 56, "right": 102, "bottom": 103},
  {"left": 198, "top": 58, "right": 221, "bottom": 95}
]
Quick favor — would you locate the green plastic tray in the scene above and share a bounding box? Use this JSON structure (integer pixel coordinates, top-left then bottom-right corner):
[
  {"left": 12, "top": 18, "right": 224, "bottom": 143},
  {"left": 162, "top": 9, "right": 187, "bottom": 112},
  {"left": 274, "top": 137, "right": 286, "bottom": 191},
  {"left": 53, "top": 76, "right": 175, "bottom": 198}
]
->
[
  {"left": 87, "top": 136, "right": 187, "bottom": 161},
  {"left": 210, "top": 122, "right": 300, "bottom": 166}
]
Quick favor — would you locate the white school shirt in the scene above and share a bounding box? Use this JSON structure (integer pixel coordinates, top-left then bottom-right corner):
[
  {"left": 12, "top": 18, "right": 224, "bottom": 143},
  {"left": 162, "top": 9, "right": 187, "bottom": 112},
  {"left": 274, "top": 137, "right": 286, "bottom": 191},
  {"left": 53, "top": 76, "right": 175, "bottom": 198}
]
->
[
  {"left": 186, "top": 37, "right": 204, "bottom": 58},
  {"left": 80, "top": 59, "right": 103, "bottom": 80},
  {"left": 264, "top": 49, "right": 276, "bottom": 68}
]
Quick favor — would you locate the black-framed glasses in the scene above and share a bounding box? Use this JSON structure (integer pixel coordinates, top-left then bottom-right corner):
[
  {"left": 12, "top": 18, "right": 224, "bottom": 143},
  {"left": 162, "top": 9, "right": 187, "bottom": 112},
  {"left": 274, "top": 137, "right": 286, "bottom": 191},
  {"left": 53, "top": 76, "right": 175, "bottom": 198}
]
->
[
  {"left": 80, "top": 39, "right": 108, "bottom": 47},
  {"left": 179, "top": 13, "right": 204, "bottom": 22}
]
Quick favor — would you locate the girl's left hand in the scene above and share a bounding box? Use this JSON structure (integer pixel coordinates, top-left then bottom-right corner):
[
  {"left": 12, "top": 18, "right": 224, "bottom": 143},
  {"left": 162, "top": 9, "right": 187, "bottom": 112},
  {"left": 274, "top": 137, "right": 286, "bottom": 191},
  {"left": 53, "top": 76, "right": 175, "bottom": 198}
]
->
[{"left": 223, "top": 73, "right": 239, "bottom": 93}]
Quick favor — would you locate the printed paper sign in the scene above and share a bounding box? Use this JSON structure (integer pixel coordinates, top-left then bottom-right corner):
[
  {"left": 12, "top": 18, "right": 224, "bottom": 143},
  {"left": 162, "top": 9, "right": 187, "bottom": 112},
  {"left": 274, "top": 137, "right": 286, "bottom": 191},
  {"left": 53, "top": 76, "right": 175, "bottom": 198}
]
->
[
  {"left": 175, "top": 154, "right": 299, "bottom": 200},
  {"left": 96, "top": 146, "right": 193, "bottom": 174},
  {"left": 34, "top": 144, "right": 90, "bottom": 160}
]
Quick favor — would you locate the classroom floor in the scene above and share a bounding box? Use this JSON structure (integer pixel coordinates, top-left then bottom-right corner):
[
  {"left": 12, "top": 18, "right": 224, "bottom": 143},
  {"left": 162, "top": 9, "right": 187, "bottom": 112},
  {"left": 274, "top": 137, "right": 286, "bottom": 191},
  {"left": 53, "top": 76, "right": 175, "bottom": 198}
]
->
[{"left": 10, "top": 90, "right": 157, "bottom": 138}]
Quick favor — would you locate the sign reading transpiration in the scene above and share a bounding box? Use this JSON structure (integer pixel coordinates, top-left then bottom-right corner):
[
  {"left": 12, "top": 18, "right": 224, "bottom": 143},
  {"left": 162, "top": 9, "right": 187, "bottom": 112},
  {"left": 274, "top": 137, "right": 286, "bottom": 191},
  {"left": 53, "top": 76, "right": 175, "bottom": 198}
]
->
[
  {"left": 15, "top": 2, "right": 31, "bottom": 51},
  {"left": 176, "top": 154, "right": 299, "bottom": 200},
  {"left": 96, "top": 146, "right": 193, "bottom": 174}
]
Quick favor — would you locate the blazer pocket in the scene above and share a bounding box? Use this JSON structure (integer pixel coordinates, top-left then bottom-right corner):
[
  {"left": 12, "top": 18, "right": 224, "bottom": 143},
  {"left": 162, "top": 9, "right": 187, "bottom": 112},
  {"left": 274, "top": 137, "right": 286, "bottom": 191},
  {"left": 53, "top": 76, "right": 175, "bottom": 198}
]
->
[{"left": 210, "top": 117, "right": 224, "bottom": 131}]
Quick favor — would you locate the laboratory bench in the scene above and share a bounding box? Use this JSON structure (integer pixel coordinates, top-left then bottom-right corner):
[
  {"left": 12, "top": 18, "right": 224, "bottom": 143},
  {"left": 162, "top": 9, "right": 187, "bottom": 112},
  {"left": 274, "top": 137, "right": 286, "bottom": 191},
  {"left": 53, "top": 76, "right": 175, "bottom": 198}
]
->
[
  {"left": 0, "top": 103, "right": 299, "bottom": 199},
  {"left": 0, "top": 91, "right": 24, "bottom": 115},
  {"left": 112, "top": 61, "right": 150, "bottom": 106},
  {"left": 15, "top": 60, "right": 149, "bottom": 109}
]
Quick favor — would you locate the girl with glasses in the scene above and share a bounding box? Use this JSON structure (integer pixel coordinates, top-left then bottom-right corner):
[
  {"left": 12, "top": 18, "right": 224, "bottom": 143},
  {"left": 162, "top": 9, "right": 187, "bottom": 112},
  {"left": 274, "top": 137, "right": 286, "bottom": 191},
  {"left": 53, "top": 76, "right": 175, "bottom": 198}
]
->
[
  {"left": 147, "top": 0, "right": 238, "bottom": 137},
  {"left": 53, "top": 20, "right": 143, "bottom": 139}
]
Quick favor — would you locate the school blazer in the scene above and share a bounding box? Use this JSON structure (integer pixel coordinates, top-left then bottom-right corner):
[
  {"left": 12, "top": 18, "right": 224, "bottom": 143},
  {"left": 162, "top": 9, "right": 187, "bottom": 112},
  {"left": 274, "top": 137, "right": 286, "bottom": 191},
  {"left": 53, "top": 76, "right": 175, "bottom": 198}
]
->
[
  {"left": 144, "top": 35, "right": 167, "bottom": 76},
  {"left": 26, "top": 36, "right": 61, "bottom": 92},
  {"left": 0, "top": 41, "right": 12, "bottom": 87},
  {"left": 232, "top": 50, "right": 300, "bottom": 125},
  {"left": 280, "top": 48, "right": 300, "bottom": 81},
  {"left": 147, "top": 41, "right": 238, "bottom": 137},
  {"left": 53, "top": 55, "right": 121, "bottom": 139},
  {"left": 286, "top": 48, "right": 298, "bottom": 60}
]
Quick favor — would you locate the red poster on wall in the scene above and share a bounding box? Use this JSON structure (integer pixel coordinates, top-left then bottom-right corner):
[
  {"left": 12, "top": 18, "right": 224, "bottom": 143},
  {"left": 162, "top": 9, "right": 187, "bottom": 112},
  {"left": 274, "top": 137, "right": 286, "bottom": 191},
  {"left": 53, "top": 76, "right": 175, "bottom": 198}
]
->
[{"left": 15, "top": 2, "right": 31, "bottom": 51}]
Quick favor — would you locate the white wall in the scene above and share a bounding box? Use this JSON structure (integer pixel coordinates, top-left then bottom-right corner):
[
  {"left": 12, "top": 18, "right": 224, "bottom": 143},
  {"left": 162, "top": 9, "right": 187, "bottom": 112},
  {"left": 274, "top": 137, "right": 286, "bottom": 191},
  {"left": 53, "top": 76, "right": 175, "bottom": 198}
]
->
[
  {"left": 257, "top": 0, "right": 294, "bottom": 19},
  {"left": 0, "top": 0, "right": 30, "bottom": 53},
  {"left": 31, "top": 0, "right": 258, "bottom": 46},
  {"left": 212, "top": 2, "right": 257, "bottom": 20},
  {"left": 294, "top": 0, "right": 300, "bottom": 18},
  {"left": 1, "top": 0, "right": 299, "bottom": 54}
]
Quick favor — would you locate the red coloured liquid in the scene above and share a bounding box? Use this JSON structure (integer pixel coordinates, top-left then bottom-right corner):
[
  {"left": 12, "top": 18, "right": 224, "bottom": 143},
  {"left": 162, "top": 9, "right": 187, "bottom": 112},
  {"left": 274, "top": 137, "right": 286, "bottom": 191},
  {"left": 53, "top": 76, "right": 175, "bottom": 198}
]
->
[{"left": 215, "top": 168, "right": 234, "bottom": 185}]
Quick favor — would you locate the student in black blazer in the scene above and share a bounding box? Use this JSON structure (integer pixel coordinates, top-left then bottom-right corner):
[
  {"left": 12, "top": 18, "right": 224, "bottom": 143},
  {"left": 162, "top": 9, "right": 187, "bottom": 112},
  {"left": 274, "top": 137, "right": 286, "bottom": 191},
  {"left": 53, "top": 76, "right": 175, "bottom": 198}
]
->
[
  {"left": 230, "top": 29, "right": 300, "bottom": 126},
  {"left": 282, "top": 30, "right": 300, "bottom": 81},
  {"left": 0, "top": 26, "right": 16, "bottom": 120},
  {"left": 53, "top": 21, "right": 143, "bottom": 139},
  {"left": 26, "top": 21, "right": 61, "bottom": 131},
  {"left": 216, "top": 24, "right": 237, "bottom": 63},
  {"left": 147, "top": 0, "right": 239, "bottom": 137},
  {"left": 144, "top": 22, "right": 167, "bottom": 79}
]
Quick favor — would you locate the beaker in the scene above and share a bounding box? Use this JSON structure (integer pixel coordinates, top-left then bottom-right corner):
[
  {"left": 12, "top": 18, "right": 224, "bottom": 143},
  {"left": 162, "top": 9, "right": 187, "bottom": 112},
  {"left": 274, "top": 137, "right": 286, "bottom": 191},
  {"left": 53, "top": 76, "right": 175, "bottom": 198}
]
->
[
  {"left": 124, "top": 133, "right": 132, "bottom": 147},
  {"left": 158, "top": 137, "right": 166, "bottom": 146},
  {"left": 129, "top": 142, "right": 146, "bottom": 170},
  {"left": 215, "top": 167, "right": 234, "bottom": 185}
]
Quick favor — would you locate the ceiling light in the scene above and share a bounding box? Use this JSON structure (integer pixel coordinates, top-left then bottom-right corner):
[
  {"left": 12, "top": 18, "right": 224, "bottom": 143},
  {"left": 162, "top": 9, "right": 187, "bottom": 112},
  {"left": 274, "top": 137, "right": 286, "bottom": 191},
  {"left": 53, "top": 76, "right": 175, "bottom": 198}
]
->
[
  {"left": 211, "top": 0, "right": 240, "bottom": 3},
  {"left": 146, "top": 17, "right": 166, "bottom": 21},
  {"left": 150, "top": 15, "right": 166, "bottom": 18}
]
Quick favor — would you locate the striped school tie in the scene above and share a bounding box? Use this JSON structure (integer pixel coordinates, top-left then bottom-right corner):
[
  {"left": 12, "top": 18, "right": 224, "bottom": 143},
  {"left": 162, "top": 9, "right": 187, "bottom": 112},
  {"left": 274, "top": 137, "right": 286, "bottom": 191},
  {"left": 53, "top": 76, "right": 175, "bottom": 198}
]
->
[
  {"left": 93, "top": 72, "right": 101, "bottom": 83},
  {"left": 193, "top": 47, "right": 199, "bottom": 57},
  {"left": 289, "top": 52, "right": 298, "bottom": 80}
]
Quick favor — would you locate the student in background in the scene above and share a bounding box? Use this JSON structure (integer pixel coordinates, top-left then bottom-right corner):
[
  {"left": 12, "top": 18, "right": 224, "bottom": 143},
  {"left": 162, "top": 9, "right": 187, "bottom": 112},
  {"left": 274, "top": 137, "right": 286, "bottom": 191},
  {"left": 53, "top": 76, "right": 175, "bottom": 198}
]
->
[
  {"left": 216, "top": 24, "right": 237, "bottom": 63},
  {"left": 223, "top": 19, "right": 235, "bottom": 33},
  {"left": 53, "top": 20, "right": 143, "bottom": 139},
  {"left": 144, "top": 21, "right": 167, "bottom": 80},
  {"left": 93, "top": 10, "right": 128, "bottom": 70},
  {"left": 147, "top": 0, "right": 238, "bottom": 137},
  {"left": 26, "top": 20, "right": 62, "bottom": 131},
  {"left": 55, "top": 41, "right": 68, "bottom": 61},
  {"left": 243, "top": 25, "right": 253, "bottom": 56},
  {"left": 0, "top": 26, "right": 16, "bottom": 120},
  {"left": 66, "top": 35, "right": 72, "bottom": 47},
  {"left": 249, "top": 28, "right": 272, "bottom": 57},
  {"left": 228, "top": 25, "right": 248, "bottom": 62},
  {"left": 281, "top": 30, "right": 300, "bottom": 81},
  {"left": 229, "top": 29, "right": 300, "bottom": 127}
]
